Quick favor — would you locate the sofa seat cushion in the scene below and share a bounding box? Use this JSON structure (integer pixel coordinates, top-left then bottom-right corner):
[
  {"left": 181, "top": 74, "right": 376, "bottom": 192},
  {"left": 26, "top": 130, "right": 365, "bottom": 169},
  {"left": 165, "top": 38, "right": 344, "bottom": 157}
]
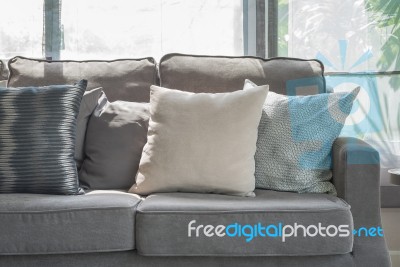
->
[
  {"left": 0, "top": 191, "right": 141, "bottom": 255},
  {"left": 136, "top": 190, "right": 353, "bottom": 256}
]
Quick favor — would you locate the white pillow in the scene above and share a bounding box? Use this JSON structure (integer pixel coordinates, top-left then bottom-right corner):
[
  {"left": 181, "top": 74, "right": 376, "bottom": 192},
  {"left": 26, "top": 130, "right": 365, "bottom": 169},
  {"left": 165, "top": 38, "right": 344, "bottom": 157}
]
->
[{"left": 129, "top": 84, "right": 269, "bottom": 196}]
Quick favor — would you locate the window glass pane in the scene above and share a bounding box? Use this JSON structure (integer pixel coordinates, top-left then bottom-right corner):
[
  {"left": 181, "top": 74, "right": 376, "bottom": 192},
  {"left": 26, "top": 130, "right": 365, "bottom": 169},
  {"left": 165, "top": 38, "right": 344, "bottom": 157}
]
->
[
  {"left": 326, "top": 73, "right": 400, "bottom": 185},
  {"left": 277, "top": 0, "right": 289, "bottom": 57},
  {"left": 0, "top": 0, "right": 43, "bottom": 59},
  {"left": 279, "top": 0, "right": 398, "bottom": 73},
  {"left": 61, "top": 0, "right": 243, "bottom": 60}
]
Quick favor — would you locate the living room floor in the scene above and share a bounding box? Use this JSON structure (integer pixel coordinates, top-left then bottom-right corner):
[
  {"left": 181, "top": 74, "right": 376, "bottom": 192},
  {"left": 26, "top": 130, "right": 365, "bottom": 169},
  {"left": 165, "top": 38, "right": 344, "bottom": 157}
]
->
[{"left": 382, "top": 208, "right": 400, "bottom": 266}]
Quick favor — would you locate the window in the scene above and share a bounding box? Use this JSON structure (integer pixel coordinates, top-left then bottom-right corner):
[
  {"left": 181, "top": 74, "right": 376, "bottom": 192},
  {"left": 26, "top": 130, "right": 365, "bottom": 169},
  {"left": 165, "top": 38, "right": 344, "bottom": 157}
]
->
[
  {"left": 0, "top": 0, "right": 43, "bottom": 59},
  {"left": 61, "top": 0, "right": 243, "bottom": 60},
  {"left": 0, "top": 0, "right": 243, "bottom": 60}
]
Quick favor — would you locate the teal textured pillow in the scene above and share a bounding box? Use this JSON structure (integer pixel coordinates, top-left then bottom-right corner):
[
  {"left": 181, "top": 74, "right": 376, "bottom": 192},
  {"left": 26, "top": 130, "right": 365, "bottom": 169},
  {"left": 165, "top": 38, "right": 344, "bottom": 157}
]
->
[
  {"left": 245, "top": 80, "right": 359, "bottom": 194},
  {"left": 0, "top": 80, "right": 87, "bottom": 194}
]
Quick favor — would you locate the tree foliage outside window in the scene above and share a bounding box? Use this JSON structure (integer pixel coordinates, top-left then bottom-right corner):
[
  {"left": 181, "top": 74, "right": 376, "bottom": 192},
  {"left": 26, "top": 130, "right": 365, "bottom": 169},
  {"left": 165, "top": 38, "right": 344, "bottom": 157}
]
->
[
  {"left": 276, "top": 0, "right": 400, "bottom": 74},
  {"left": 277, "top": 0, "right": 289, "bottom": 57},
  {"left": 366, "top": 0, "right": 400, "bottom": 88}
]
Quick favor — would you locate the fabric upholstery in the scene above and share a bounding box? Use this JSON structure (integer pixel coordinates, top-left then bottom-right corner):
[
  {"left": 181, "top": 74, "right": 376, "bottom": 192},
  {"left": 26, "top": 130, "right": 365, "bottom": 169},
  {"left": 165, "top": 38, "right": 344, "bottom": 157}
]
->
[
  {"left": 130, "top": 84, "right": 268, "bottom": 196},
  {"left": 79, "top": 101, "right": 149, "bottom": 190},
  {"left": 246, "top": 80, "right": 359, "bottom": 194},
  {"left": 0, "top": 81, "right": 86, "bottom": 195},
  {"left": 0, "top": 251, "right": 355, "bottom": 267},
  {"left": 159, "top": 53, "right": 325, "bottom": 95},
  {"left": 75, "top": 88, "right": 107, "bottom": 170},
  {"left": 7, "top": 56, "right": 157, "bottom": 102},
  {"left": 0, "top": 190, "right": 141, "bottom": 255},
  {"left": 136, "top": 189, "right": 353, "bottom": 256},
  {"left": 332, "top": 137, "right": 391, "bottom": 267}
]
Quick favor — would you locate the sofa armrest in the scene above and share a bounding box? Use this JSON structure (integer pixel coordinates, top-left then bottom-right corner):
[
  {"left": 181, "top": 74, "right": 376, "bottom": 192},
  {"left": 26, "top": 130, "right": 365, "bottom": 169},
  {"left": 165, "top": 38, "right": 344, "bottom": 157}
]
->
[
  {"left": 332, "top": 137, "right": 390, "bottom": 267},
  {"left": 332, "top": 136, "right": 380, "bottom": 224}
]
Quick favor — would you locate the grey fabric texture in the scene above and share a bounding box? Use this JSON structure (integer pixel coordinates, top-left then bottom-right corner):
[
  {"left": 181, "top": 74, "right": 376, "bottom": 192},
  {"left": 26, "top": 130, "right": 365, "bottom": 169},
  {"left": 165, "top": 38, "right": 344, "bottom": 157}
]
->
[
  {"left": 332, "top": 137, "right": 391, "bottom": 267},
  {"left": 136, "top": 189, "right": 353, "bottom": 256},
  {"left": 0, "top": 251, "right": 355, "bottom": 267},
  {"left": 0, "top": 80, "right": 86, "bottom": 195},
  {"left": 79, "top": 101, "right": 149, "bottom": 190},
  {"left": 0, "top": 190, "right": 140, "bottom": 255},
  {"left": 381, "top": 185, "right": 400, "bottom": 207},
  {"left": 247, "top": 80, "right": 359, "bottom": 194},
  {"left": 75, "top": 88, "right": 107, "bottom": 170},
  {"left": 130, "top": 84, "right": 268, "bottom": 196},
  {"left": 7, "top": 56, "right": 157, "bottom": 102},
  {"left": 159, "top": 53, "right": 325, "bottom": 95}
]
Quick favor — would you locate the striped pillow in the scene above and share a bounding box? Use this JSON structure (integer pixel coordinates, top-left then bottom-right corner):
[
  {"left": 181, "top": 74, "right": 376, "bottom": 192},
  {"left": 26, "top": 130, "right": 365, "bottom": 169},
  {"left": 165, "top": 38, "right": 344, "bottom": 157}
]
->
[{"left": 0, "top": 80, "right": 87, "bottom": 194}]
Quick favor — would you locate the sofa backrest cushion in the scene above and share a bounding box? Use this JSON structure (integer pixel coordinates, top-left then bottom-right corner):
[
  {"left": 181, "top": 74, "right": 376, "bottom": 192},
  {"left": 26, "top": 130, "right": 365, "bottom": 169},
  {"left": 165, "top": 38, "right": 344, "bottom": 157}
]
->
[
  {"left": 159, "top": 53, "right": 326, "bottom": 95},
  {"left": 7, "top": 56, "right": 158, "bottom": 102}
]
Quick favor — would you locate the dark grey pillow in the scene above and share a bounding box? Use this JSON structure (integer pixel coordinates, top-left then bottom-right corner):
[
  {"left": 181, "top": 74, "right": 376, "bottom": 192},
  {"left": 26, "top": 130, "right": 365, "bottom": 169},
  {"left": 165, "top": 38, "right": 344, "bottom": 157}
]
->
[
  {"left": 0, "top": 80, "right": 87, "bottom": 195},
  {"left": 79, "top": 101, "right": 149, "bottom": 190},
  {"left": 75, "top": 88, "right": 107, "bottom": 170}
]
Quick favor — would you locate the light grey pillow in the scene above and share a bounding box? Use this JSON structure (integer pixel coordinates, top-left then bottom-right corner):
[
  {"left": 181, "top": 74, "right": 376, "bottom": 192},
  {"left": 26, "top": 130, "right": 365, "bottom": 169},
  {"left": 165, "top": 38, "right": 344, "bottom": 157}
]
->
[
  {"left": 129, "top": 84, "right": 269, "bottom": 196},
  {"left": 244, "top": 80, "right": 359, "bottom": 194},
  {"left": 75, "top": 88, "right": 107, "bottom": 170},
  {"left": 79, "top": 101, "right": 149, "bottom": 190}
]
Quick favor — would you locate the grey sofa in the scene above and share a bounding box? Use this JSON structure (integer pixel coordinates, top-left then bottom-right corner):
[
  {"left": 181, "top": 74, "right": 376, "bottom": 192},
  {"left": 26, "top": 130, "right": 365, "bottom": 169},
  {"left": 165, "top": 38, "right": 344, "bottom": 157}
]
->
[{"left": 0, "top": 54, "right": 391, "bottom": 267}]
